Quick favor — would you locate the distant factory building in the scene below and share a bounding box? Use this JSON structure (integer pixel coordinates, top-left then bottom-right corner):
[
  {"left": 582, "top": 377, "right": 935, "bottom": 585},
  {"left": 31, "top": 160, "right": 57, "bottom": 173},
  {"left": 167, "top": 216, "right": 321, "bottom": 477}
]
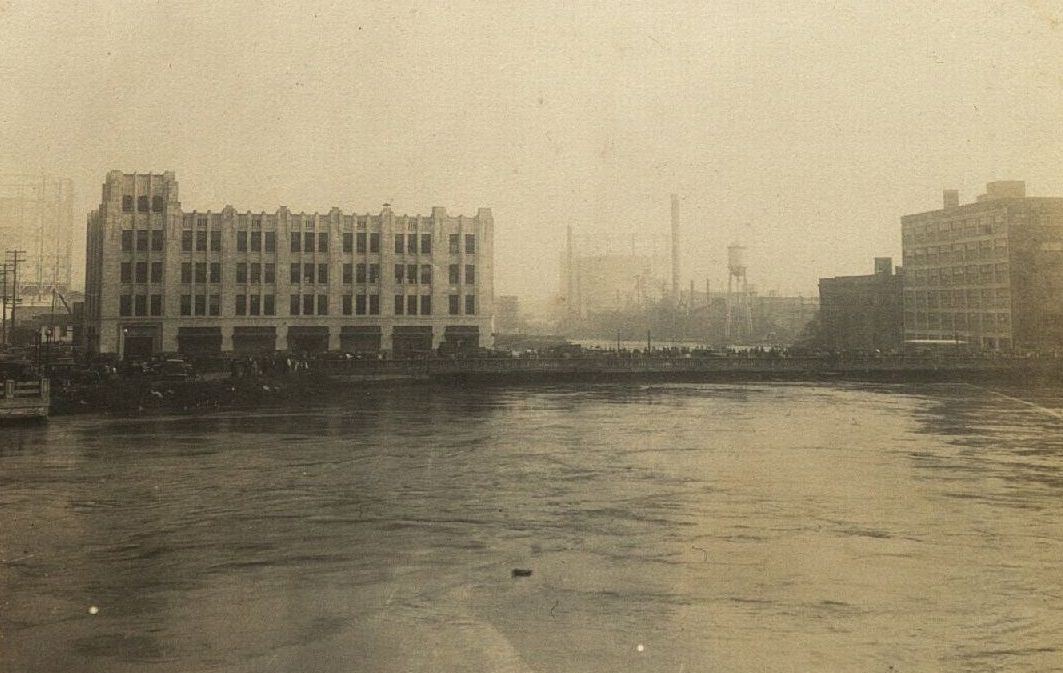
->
[
  {"left": 818, "top": 258, "right": 904, "bottom": 352},
  {"left": 84, "top": 171, "right": 494, "bottom": 359},
  {"left": 901, "top": 181, "right": 1063, "bottom": 352}
]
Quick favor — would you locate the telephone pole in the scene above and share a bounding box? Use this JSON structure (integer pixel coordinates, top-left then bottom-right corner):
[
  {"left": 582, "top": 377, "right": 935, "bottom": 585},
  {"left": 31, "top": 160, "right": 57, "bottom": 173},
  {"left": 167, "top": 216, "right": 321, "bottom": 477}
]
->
[{"left": 4, "top": 250, "right": 26, "bottom": 347}]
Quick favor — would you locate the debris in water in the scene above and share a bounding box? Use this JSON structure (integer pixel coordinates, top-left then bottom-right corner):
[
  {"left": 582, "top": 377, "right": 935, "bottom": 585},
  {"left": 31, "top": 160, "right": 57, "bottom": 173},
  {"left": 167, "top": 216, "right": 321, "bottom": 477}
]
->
[{"left": 511, "top": 568, "right": 533, "bottom": 578}]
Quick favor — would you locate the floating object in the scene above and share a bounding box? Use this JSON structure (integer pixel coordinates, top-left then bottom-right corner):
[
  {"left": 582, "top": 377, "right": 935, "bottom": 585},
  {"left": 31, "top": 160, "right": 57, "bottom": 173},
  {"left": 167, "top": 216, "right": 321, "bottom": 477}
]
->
[{"left": 511, "top": 568, "right": 533, "bottom": 578}]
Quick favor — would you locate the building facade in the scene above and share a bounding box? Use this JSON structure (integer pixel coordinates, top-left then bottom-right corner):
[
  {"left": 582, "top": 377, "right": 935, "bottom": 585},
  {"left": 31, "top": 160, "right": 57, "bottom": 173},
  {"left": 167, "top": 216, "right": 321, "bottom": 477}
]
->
[
  {"left": 818, "top": 257, "right": 903, "bottom": 352},
  {"left": 85, "top": 171, "right": 494, "bottom": 358},
  {"left": 901, "top": 181, "right": 1063, "bottom": 352}
]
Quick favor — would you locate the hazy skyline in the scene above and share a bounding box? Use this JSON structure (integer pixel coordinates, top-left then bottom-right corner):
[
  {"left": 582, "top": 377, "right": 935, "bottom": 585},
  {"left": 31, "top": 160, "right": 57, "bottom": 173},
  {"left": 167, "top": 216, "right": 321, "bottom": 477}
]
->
[{"left": 3, "top": 1, "right": 1062, "bottom": 298}]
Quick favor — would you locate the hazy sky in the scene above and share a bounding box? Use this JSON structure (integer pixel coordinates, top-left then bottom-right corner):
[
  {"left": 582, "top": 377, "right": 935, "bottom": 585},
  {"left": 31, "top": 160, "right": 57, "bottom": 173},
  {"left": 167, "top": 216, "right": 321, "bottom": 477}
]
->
[{"left": 2, "top": 1, "right": 1062, "bottom": 297}]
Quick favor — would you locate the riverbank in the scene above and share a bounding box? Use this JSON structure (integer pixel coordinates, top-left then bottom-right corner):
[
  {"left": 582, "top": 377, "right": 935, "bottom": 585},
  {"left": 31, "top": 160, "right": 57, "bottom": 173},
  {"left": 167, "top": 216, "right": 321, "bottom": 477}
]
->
[{"left": 47, "top": 355, "right": 1063, "bottom": 416}]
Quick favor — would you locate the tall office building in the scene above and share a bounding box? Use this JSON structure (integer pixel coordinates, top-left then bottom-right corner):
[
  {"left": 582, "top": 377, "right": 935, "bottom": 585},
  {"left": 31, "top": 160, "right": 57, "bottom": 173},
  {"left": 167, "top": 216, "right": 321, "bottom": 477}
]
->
[
  {"left": 901, "top": 181, "right": 1063, "bottom": 351},
  {"left": 85, "top": 171, "right": 494, "bottom": 358}
]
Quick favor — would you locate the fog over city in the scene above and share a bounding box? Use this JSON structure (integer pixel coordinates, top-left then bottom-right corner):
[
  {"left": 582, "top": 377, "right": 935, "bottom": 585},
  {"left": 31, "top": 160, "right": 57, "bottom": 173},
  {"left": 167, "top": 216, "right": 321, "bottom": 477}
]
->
[{"left": 2, "top": 1, "right": 1062, "bottom": 298}]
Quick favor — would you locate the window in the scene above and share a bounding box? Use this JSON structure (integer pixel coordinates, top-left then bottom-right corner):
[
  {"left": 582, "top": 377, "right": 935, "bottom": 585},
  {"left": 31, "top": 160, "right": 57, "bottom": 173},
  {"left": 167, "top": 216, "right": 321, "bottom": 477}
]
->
[
  {"left": 237, "top": 231, "right": 248, "bottom": 252},
  {"left": 420, "top": 264, "right": 432, "bottom": 284},
  {"left": 131, "top": 295, "right": 145, "bottom": 317},
  {"left": 318, "top": 263, "right": 328, "bottom": 284},
  {"left": 208, "top": 294, "right": 220, "bottom": 316},
  {"left": 250, "top": 231, "right": 261, "bottom": 252},
  {"left": 368, "top": 293, "right": 379, "bottom": 315},
  {"left": 290, "top": 263, "right": 300, "bottom": 284},
  {"left": 420, "top": 295, "right": 431, "bottom": 315},
  {"left": 249, "top": 295, "right": 260, "bottom": 316},
  {"left": 317, "top": 295, "right": 328, "bottom": 315},
  {"left": 236, "top": 263, "right": 247, "bottom": 283},
  {"left": 150, "top": 294, "right": 162, "bottom": 316},
  {"left": 264, "top": 231, "right": 276, "bottom": 252},
  {"left": 137, "top": 195, "right": 149, "bottom": 212},
  {"left": 369, "top": 233, "right": 379, "bottom": 253},
  {"left": 152, "top": 195, "right": 164, "bottom": 212},
  {"left": 449, "top": 234, "right": 460, "bottom": 254},
  {"left": 122, "top": 195, "right": 134, "bottom": 212},
  {"left": 449, "top": 264, "right": 460, "bottom": 284},
  {"left": 407, "top": 295, "right": 418, "bottom": 315},
  {"left": 196, "top": 230, "right": 207, "bottom": 251},
  {"left": 289, "top": 294, "right": 299, "bottom": 315},
  {"left": 421, "top": 234, "right": 432, "bottom": 254},
  {"left": 368, "top": 264, "right": 379, "bottom": 283},
  {"left": 251, "top": 216, "right": 262, "bottom": 228},
  {"left": 263, "top": 294, "right": 275, "bottom": 316},
  {"left": 343, "top": 263, "right": 353, "bottom": 284},
  {"left": 210, "top": 263, "right": 221, "bottom": 283},
  {"left": 235, "top": 294, "right": 247, "bottom": 316},
  {"left": 343, "top": 233, "right": 353, "bottom": 253},
  {"left": 342, "top": 294, "right": 353, "bottom": 315},
  {"left": 356, "top": 232, "right": 367, "bottom": 253},
  {"left": 210, "top": 230, "right": 221, "bottom": 252},
  {"left": 465, "top": 295, "right": 476, "bottom": 315},
  {"left": 181, "top": 262, "right": 192, "bottom": 284},
  {"left": 304, "top": 232, "right": 315, "bottom": 253},
  {"left": 290, "top": 231, "right": 301, "bottom": 252},
  {"left": 449, "top": 294, "right": 460, "bottom": 315},
  {"left": 182, "top": 230, "right": 193, "bottom": 252},
  {"left": 465, "top": 264, "right": 475, "bottom": 284},
  {"left": 181, "top": 295, "right": 192, "bottom": 316},
  {"left": 195, "top": 294, "right": 206, "bottom": 316},
  {"left": 251, "top": 262, "right": 261, "bottom": 283},
  {"left": 356, "top": 294, "right": 367, "bottom": 315},
  {"left": 136, "top": 230, "right": 148, "bottom": 251},
  {"left": 394, "top": 264, "right": 404, "bottom": 283},
  {"left": 302, "top": 294, "right": 314, "bottom": 315},
  {"left": 394, "top": 294, "right": 404, "bottom": 314},
  {"left": 150, "top": 262, "right": 163, "bottom": 283},
  {"left": 303, "top": 263, "right": 315, "bottom": 284},
  {"left": 120, "top": 262, "right": 132, "bottom": 283},
  {"left": 407, "top": 264, "right": 417, "bottom": 284},
  {"left": 119, "top": 294, "right": 132, "bottom": 316},
  {"left": 195, "top": 262, "right": 207, "bottom": 283},
  {"left": 355, "top": 263, "right": 367, "bottom": 283},
  {"left": 151, "top": 230, "right": 164, "bottom": 251},
  {"left": 121, "top": 230, "right": 133, "bottom": 252},
  {"left": 135, "top": 261, "right": 147, "bottom": 283},
  {"left": 264, "top": 263, "right": 275, "bottom": 283},
  {"left": 465, "top": 234, "right": 476, "bottom": 254},
  {"left": 395, "top": 234, "right": 405, "bottom": 254},
  {"left": 318, "top": 232, "right": 328, "bottom": 252},
  {"left": 407, "top": 234, "right": 417, "bottom": 254},
  {"left": 196, "top": 217, "right": 208, "bottom": 228}
]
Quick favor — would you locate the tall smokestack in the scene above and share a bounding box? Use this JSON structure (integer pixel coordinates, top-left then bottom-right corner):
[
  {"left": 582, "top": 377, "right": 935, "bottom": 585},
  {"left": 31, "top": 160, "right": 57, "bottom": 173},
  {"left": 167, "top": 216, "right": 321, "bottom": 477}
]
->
[
  {"left": 566, "top": 224, "right": 575, "bottom": 317},
  {"left": 671, "top": 193, "right": 680, "bottom": 300}
]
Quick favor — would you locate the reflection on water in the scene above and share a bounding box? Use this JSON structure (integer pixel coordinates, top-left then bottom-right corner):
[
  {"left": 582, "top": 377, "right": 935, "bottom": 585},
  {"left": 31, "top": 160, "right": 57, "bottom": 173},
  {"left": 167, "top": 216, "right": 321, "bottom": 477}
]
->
[{"left": 2, "top": 383, "right": 1062, "bottom": 672}]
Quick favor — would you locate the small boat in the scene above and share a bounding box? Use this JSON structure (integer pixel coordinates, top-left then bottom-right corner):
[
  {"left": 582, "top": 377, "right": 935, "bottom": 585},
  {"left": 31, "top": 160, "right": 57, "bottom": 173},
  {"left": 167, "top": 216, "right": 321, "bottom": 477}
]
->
[{"left": 1, "top": 358, "right": 50, "bottom": 420}]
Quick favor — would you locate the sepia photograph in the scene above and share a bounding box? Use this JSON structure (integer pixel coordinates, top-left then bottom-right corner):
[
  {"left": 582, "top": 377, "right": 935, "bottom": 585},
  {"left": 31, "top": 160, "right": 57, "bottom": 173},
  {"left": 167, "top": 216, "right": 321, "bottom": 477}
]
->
[{"left": 2, "top": 1, "right": 1063, "bottom": 671}]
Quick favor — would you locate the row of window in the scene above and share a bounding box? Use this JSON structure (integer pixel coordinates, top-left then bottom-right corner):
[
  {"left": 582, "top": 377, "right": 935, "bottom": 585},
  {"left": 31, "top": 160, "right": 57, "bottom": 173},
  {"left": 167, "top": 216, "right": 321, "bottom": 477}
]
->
[
  {"left": 121, "top": 292, "right": 477, "bottom": 318},
  {"left": 122, "top": 195, "right": 165, "bottom": 213},
  {"left": 905, "top": 287, "right": 1012, "bottom": 309},
  {"left": 118, "top": 294, "right": 164, "bottom": 317},
  {"left": 904, "top": 311, "right": 1012, "bottom": 331},
  {"left": 121, "top": 230, "right": 165, "bottom": 252},
  {"left": 125, "top": 261, "right": 478, "bottom": 287},
  {"left": 126, "top": 229, "right": 479, "bottom": 256}
]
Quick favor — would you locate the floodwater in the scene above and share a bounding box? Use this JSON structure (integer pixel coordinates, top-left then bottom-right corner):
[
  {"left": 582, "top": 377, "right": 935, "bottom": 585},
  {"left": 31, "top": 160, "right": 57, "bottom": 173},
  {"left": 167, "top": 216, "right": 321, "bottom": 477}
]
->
[{"left": 2, "top": 382, "right": 1062, "bottom": 673}]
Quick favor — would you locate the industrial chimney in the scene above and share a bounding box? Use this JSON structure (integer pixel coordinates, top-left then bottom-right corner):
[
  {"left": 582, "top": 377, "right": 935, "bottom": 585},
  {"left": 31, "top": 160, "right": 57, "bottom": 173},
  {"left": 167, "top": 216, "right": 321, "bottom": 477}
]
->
[
  {"left": 671, "top": 193, "right": 680, "bottom": 300},
  {"left": 943, "top": 189, "right": 959, "bottom": 209}
]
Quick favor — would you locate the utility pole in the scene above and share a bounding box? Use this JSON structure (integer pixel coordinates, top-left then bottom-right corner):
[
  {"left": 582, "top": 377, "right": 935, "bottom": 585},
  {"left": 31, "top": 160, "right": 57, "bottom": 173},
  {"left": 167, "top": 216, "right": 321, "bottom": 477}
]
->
[
  {"left": 0, "top": 262, "right": 9, "bottom": 347},
  {"left": 5, "top": 250, "right": 26, "bottom": 347}
]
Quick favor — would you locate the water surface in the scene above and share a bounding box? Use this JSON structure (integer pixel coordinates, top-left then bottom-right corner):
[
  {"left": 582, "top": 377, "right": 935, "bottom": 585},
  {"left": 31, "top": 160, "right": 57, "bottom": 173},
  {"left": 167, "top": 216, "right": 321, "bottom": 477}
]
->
[{"left": 2, "top": 382, "right": 1062, "bottom": 672}]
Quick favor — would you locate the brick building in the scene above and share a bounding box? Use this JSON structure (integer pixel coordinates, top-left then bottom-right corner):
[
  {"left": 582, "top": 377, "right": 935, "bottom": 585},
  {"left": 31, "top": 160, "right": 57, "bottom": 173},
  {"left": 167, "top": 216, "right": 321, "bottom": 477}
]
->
[
  {"left": 84, "top": 171, "right": 494, "bottom": 358},
  {"left": 818, "top": 257, "right": 903, "bottom": 352},
  {"left": 901, "top": 181, "right": 1063, "bottom": 352}
]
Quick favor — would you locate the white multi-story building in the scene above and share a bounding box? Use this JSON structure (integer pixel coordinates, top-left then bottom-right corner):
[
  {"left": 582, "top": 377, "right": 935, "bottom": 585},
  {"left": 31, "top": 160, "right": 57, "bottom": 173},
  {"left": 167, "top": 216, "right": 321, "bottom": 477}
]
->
[{"left": 85, "top": 171, "right": 494, "bottom": 358}]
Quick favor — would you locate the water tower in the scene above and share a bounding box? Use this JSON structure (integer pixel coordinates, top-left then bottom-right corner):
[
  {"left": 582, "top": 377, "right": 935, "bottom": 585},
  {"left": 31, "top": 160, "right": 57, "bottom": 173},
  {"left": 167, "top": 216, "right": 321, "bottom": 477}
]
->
[{"left": 725, "top": 243, "right": 753, "bottom": 342}]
